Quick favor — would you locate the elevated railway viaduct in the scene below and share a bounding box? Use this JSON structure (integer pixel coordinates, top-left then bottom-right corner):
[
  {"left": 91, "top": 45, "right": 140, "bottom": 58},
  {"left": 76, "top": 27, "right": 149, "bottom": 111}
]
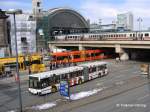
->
[{"left": 48, "top": 40, "right": 150, "bottom": 60}]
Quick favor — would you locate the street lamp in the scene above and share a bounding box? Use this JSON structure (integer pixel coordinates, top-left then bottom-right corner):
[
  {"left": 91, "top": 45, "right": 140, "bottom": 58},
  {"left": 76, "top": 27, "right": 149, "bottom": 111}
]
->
[
  {"left": 137, "top": 17, "right": 143, "bottom": 39},
  {"left": 6, "top": 9, "right": 23, "bottom": 112}
]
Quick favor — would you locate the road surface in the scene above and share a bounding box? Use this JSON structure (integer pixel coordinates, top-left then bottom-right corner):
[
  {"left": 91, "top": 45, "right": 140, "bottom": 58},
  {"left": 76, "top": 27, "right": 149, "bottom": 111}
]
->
[{"left": 0, "top": 60, "right": 149, "bottom": 112}]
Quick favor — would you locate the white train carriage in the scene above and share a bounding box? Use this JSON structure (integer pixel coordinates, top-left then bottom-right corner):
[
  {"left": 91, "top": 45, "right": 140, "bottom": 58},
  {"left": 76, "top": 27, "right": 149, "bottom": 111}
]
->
[{"left": 54, "top": 31, "right": 150, "bottom": 41}]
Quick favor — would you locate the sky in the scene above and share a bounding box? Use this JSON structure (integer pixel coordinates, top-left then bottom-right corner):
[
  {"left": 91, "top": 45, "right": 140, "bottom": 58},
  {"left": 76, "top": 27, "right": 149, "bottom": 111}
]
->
[{"left": 0, "top": 0, "right": 150, "bottom": 30}]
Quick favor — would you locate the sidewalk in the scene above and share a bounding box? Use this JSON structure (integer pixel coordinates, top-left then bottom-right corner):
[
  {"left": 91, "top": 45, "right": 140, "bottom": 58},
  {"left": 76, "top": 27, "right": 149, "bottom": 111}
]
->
[{"left": 0, "top": 70, "right": 28, "bottom": 85}]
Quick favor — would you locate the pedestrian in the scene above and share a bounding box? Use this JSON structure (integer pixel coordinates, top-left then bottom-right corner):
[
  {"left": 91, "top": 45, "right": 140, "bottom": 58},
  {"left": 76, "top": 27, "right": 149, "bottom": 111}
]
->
[
  {"left": 116, "top": 57, "right": 120, "bottom": 63},
  {"left": 29, "top": 67, "right": 31, "bottom": 74},
  {"left": 49, "top": 63, "right": 52, "bottom": 70}
]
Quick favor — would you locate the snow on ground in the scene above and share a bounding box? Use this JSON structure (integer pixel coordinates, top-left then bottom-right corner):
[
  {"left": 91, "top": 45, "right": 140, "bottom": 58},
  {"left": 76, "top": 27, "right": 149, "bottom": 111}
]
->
[
  {"left": 27, "top": 87, "right": 105, "bottom": 111},
  {"left": 67, "top": 88, "right": 104, "bottom": 100},
  {"left": 31, "top": 101, "right": 56, "bottom": 110},
  {"left": 7, "top": 110, "right": 16, "bottom": 112}
]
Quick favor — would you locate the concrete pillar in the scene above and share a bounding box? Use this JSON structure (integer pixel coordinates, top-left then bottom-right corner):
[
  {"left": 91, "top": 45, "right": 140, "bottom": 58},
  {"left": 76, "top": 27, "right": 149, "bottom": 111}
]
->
[
  {"left": 79, "top": 44, "right": 85, "bottom": 51},
  {"left": 120, "top": 52, "right": 129, "bottom": 61},
  {"left": 49, "top": 44, "right": 58, "bottom": 52},
  {"left": 115, "top": 44, "right": 129, "bottom": 61}
]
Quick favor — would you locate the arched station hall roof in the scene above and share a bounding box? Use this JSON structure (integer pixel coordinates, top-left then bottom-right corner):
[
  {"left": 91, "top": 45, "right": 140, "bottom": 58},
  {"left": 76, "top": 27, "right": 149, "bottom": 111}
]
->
[{"left": 46, "top": 8, "right": 89, "bottom": 29}]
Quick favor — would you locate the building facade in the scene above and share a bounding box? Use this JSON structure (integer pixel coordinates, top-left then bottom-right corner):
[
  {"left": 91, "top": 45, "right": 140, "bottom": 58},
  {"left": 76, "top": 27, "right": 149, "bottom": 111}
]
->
[
  {"left": 9, "top": 14, "right": 36, "bottom": 56},
  {"left": 117, "top": 12, "right": 133, "bottom": 31},
  {"left": 32, "top": 0, "right": 42, "bottom": 18},
  {"left": 0, "top": 9, "right": 10, "bottom": 57},
  {"left": 36, "top": 8, "right": 89, "bottom": 52}
]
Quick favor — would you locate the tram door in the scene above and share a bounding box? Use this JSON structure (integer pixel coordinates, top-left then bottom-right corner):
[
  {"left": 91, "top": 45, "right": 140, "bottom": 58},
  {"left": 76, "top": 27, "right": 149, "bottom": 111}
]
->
[{"left": 83, "top": 66, "right": 89, "bottom": 81}]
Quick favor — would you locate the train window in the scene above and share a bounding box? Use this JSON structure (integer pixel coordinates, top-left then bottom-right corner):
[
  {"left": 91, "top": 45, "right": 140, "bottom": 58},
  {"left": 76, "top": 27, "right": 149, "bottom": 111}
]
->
[
  {"left": 141, "top": 34, "right": 143, "bottom": 37},
  {"left": 133, "top": 34, "right": 135, "bottom": 37},
  {"left": 138, "top": 34, "right": 140, "bottom": 37},
  {"left": 111, "top": 35, "right": 113, "bottom": 37},
  {"left": 124, "top": 34, "right": 126, "bottom": 37},
  {"left": 130, "top": 34, "right": 132, "bottom": 37},
  {"left": 116, "top": 35, "right": 118, "bottom": 37},
  {"left": 145, "top": 33, "right": 149, "bottom": 37}
]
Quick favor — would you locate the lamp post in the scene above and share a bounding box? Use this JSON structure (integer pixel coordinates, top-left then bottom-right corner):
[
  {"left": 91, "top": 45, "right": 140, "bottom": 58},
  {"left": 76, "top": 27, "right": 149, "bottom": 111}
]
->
[
  {"left": 6, "top": 9, "right": 23, "bottom": 112},
  {"left": 137, "top": 17, "right": 142, "bottom": 39}
]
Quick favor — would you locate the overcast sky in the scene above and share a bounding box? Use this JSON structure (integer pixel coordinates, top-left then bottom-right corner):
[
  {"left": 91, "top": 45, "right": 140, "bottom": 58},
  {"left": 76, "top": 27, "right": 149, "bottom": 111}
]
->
[{"left": 0, "top": 0, "right": 150, "bottom": 30}]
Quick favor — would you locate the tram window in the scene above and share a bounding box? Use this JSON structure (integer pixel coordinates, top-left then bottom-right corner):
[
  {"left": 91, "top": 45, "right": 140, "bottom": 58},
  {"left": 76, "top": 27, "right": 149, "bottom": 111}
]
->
[
  {"left": 145, "top": 33, "right": 149, "bottom": 37},
  {"left": 95, "top": 53, "right": 100, "bottom": 56},
  {"left": 74, "top": 55, "right": 80, "bottom": 59},
  {"left": 77, "top": 71, "right": 82, "bottom": 77},
  {"left": 98, "top": 66, "right": 103, "bottom": 70},
  {"left": 41, "top": 78, "right": 50, "bottom": 88},
  {"left": 98, "top": 65, "right": 106, "bottom": 70},
  {"left": 86, "top": 53, "right": 91, "bottom": 57},
  {"left": 70, "top": 72, "right": 75, "bottom": 78},
  {"left": 91, "top": 53, "right": 95, "bottom": 57},
  {"left": 57, "top": 56, "right": 68, "bottom": 61},
  {"left": 62, "top": 74, "right": 68, "bottom": 80},
  {"left": 29, "top": 78, "right": 40, "bottom": 89},
  {"left": 89, "top": 67, "right": 92, "bottom": 73},
  {"left": 31, "top": 60, "right": 41, "bottom": 64},
  {"left": 92, "top": 67, "right": 97, "bottom": 72},
  {"left": 53, "top": 75, "right": 60, "bottom": 83}
]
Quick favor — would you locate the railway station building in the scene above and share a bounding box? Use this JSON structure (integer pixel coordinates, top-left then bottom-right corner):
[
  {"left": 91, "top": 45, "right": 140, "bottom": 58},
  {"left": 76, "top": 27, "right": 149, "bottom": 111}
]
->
[{"left": 33, "top": 5, "right": 89, "bottom": 52}]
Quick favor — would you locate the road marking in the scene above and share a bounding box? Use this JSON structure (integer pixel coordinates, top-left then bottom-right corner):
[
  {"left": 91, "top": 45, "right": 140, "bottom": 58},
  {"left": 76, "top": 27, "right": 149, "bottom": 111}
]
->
[
  {"left": 137, "top": 94, "right": 149, "bottom": 101},
  {"left": 115, "top": 81, "right": 124, "bottom": 85},
  {"left": 116, "top": 75, "right": 124, "bottom": 78},
  {"left": 133, "top": 71, "right": 139, "bottom": 74},
  {"left": 96, "top": 82, "right": 103, "bottom": 86}
]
